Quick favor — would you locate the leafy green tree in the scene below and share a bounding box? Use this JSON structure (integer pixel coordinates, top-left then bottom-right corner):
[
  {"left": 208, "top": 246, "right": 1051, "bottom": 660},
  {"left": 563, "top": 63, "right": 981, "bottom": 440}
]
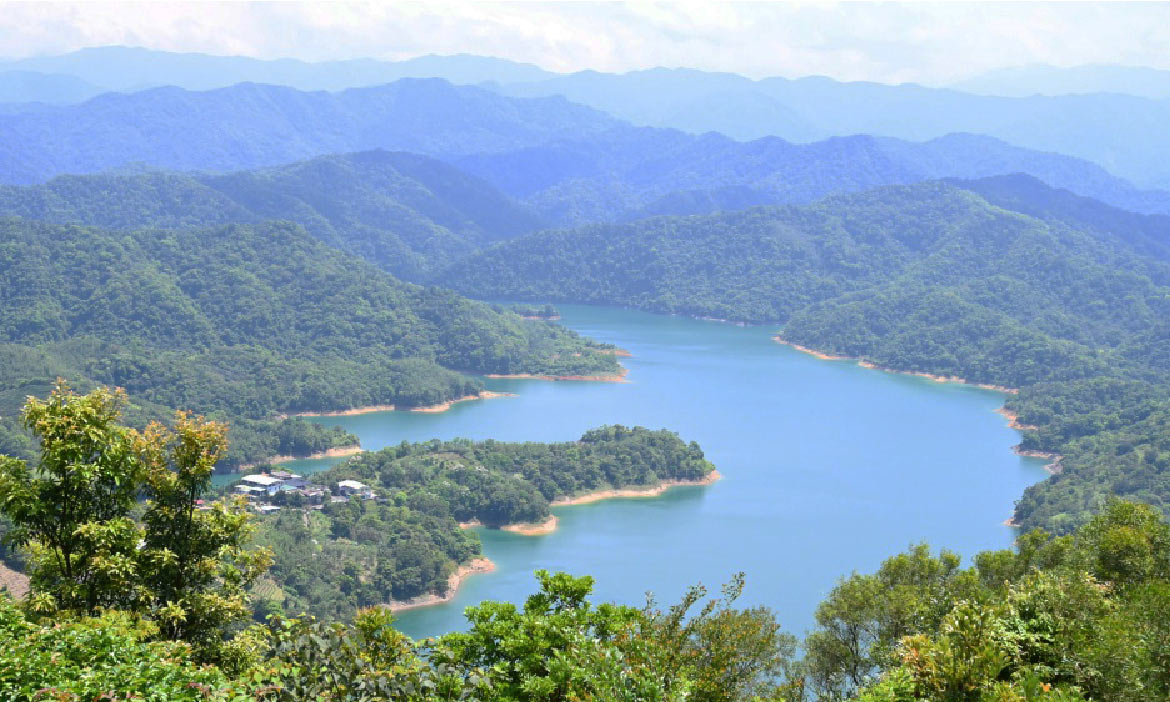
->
[
  {"left": 0, "top": 383, "right": 270, "bottom": 666},
  {"left": 137, "top": 412, "right": 273, "bottom": 663},
  {"left": 0, "top": 381, "right": 143, "bottom": 614}
]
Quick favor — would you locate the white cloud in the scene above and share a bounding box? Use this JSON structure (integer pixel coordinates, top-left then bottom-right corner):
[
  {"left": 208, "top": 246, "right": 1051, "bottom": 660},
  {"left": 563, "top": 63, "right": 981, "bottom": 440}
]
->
[{"left": 0, "top": 1, "right": 1167, "bottom": 84}]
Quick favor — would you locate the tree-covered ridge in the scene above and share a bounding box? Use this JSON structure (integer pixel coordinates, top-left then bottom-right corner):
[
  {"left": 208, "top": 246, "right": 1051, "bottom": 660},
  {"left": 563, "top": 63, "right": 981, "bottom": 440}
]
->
[
  {"left": 0, "top": 217, "right": 618, "bottom": 467},
  {"left": 0, "top": 150, "right": 544, "bottom": 280},
  {"left": 0, "top": 78, "right": 621, "bottom": 185},
  {"left": 438, "top": 178, "right": 1170, "bottom": 532},
  {"left": 254, "top": 426, "right": 715, "bottom": 619},
  {"left": 452, "top": 128, "right": 1170, "bottom": 226}
]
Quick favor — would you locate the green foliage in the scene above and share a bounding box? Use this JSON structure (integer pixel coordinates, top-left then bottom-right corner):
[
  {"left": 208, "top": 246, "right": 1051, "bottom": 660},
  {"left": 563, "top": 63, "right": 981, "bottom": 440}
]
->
[
  {"left": 0, "top": 382, "right": 142, "bottom": 613},
  {"left": 0, "top": 216, "right": 618, "bottom": 468},
  {"left": 0, "top": 385, "right": 269, "bottom": 665},
  {"left": 814, "top": 501, "right": 1170, "bottom": 702},
  {"left": 254, "top": 426, "right": 715, "bottom": 620},
  {"left": 439, "top": 179, "right": 1170, "bottom": 533},
  {"left": 0, "top": 595, "right": 234, "bottom": 702},
  {"left": 0, "top": 150, "right": 544, "bottom": 281}
]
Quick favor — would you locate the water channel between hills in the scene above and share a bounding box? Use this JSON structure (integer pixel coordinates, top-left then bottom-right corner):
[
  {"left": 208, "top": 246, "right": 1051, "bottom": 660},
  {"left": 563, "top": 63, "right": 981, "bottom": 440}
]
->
[{"left": 240, "top": 304, "right": 1050, "bottom": 639}]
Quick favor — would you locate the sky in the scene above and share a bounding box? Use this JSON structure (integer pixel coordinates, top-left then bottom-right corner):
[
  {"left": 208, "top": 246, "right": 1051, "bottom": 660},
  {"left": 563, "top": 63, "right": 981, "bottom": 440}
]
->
[{"left": 0, "top": 1, "right": 1168, "bottom": 84}]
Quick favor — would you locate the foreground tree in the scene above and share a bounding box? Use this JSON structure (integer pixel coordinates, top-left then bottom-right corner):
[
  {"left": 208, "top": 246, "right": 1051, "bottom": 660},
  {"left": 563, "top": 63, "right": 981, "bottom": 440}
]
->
[
  {"left": 0, "top": 381, "right": 269, "bottom": 664},
  {"left": 0, "top": 382, "right": 143, "bottom": 614}
]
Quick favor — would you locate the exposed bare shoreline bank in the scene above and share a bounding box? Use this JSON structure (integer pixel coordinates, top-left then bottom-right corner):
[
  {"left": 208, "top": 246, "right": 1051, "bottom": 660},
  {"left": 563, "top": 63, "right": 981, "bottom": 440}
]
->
[
  {"left": 772, "top": 335, "right": 1018, "bottom": 394},
  {"left": 461, "top": 471, "right": 723, "bottom": 539},
  {"left": 288, "top": 390, "right": 514, "bottom": 419},
  {"left": 386, "top": 558, "right": 496, "bottom": 613},
  {"left": 237, "top": 445, "right": 364, "bottom": 470},
  {"left": 411, "top": 471, "right": 723, "bottom": 610},
  {"left": 486, "top": 366, "right": 630, "bottom": 382},
  {"left": 551, "top": 470, "right": 723, "bottom": 506},
  {"left": 409, "top": 391, "right": 514, "bottom": 413}
]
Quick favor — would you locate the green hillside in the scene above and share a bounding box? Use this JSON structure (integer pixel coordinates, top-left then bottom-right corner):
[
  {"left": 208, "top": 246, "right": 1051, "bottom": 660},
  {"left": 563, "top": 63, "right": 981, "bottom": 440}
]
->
[
  {"left": 0, "top": 150, "right": 543, "bottom": 280},
  {"left": 0, "top": 217, "right": 619, "bottom": 468},
  {"left": 438, "top": 177, "right": 1170, "bottom": 532}
]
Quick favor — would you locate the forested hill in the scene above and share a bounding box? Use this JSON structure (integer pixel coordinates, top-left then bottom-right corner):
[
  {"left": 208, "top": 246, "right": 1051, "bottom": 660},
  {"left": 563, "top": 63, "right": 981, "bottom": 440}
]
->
[
  {"left": 255, "top": 426, "right": 715, "bottom": 619},
  {"left": 438, "top": 177, "right": 1170, "bottom": 532},
  {"left": 495, "top": 67, "right": 1170, "bottom": 189},
  {"left": 0, "top": 150, "right": 543, "bottom": 279},
  {"left": 452, "top": 128, "right": 1170, "bottom": 226},
  {"left": 0, "top": 78, "right": 620, "bottom": 184},
  {"left": 0, "top": 217, "right": 619, "bottom": 467}
]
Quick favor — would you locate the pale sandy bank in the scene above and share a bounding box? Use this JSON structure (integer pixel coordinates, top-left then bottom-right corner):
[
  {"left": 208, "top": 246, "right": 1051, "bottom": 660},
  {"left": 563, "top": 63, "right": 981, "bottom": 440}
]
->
[
  {"left": 387, "top": 557, "right": 496, "bottom": 613},
  {"left": 550, "top": 470, "right": 723, "bottom": 507},
  {"left": 486, "top": 367, "right": 630, "bottom": 382},
  {"left": 238, "top": 445, "right": 363, "bottom": 470}
]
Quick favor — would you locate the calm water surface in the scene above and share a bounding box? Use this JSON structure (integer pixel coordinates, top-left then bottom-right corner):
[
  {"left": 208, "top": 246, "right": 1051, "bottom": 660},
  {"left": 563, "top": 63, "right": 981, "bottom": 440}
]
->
[{"left": 240, "top": 306, "right": 1048, "bottom": 639}]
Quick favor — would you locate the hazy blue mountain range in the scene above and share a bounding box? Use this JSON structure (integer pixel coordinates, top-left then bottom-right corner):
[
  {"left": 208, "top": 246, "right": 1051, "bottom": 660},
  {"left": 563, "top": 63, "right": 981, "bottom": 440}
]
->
[
  {"left": 494, "top": 67, "right": 1170, "bottom": 189},
  {"left": 0, "top": 150, "right": 541, "bottom": 280},
  {"left": 0, "top": 46, "right": 555, "bottom": 95},
  {"left": 452, "top": 128, "right": 1170, "bottom": 225},
  {"left": 6, "top": 47, "right": 1170, "bottom": 190},
  {"left": 0, "top": 70, "right": 106, "bottom": 104},
  {"left": 0, "top": 79, "right": 618, "bottom": 184},
  {"left": 952, "top": 64, "right": 1170, "bottom": 99},
  {"left": 1, "top": 74, "right": 1162, "bottom": 226}
]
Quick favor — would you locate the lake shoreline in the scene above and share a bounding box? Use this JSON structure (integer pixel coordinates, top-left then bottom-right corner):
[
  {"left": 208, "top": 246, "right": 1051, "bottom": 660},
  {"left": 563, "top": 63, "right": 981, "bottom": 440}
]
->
[
  {"left": 410, "top": 390, "right": 515, "bottom": 413},
  {"left": 387, "top": 557, "right": 496, "bottom": 613},
  {"left": 773, "top": 334, "right": 1058, "bottom": 523},
  {"left": 289, "top": 390, "right": 514, "bottom": 419},
  {"left": 0, "top": 562, "right": 29, "bottom": 599},
  {"left": 772, "top": 335, "right": 1018, "bottom": 394},
  {"left": 486, "top": 366, "right": 630, "bottom": 382},
  {"left": 237, "top": 444, "right": 363, "bottom": 471},
  {"left": 455, "top": 471, "right": 723, "bottom": 539}
]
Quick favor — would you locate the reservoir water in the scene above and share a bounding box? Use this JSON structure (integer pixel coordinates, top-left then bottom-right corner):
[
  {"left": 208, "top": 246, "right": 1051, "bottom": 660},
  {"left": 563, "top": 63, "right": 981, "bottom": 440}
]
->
[{"left": 248, "top": 305, "right": 1048, "bottom": 640}]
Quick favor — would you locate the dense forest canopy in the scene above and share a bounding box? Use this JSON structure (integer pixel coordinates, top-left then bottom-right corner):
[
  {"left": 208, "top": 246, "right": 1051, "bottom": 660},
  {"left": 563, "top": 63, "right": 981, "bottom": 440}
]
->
[
  {"left": 0, "top": 150, "right": 544, "bottom": 280},
  {"left": 0, "top": 79, "right": 621, "bottom": 184},
  {"left": 438, "top": 177, "right": 1170, "bottom": 532},
  {"left": 453, "top": 129, "right": 1170, "bottom": 226},
  {"left": 0, "top": 217, "right": 618, "bottom": 467},
  {"left": 253, "top": 425, "right": 715, "bottom": 619}
]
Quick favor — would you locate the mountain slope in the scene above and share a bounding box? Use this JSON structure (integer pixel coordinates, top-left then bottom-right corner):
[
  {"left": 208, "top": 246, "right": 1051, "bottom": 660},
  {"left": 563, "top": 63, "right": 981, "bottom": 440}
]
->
[
  {"left": 497, "top": 67, "right": 1170, "bottom": 189},
  {"left": 0, "top": 150, "right": 543, "bottom": 279},
  {"left": 437, "top": 178, "right": 1170, "bottom": 532},
  {"left": 452, "top": 127, "right": 1170, "bottom": 226},
  {"left": 0, "top": 217, "right": 619, "bottom": 467},
  {"left": 0, "top": 79, "right": 619, "bottom": 184}
]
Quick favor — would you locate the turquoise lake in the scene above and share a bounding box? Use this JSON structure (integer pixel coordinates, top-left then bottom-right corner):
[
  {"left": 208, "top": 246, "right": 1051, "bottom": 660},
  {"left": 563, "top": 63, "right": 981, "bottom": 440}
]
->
[{"left": 239, "top": 305, "right": 1048, "bottom": 640}]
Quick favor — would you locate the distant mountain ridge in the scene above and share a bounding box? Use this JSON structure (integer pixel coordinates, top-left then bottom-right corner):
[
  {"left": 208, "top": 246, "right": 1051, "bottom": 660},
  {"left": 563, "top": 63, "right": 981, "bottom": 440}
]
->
[
  {"left": 452, "top": 127, "right": 1170, "bottom": 225},
  {"left": 952, "top": 64, "right": 1170, "bottom": 99},
  {"left": 0, "top": 46, "right": 557, "bottom": 94},
  {"left": 494, "top": 67, "right": 1170, "bottom": 189},
  {"left": 0, "top": 79, "right": 619, "bottom": 184},
  {"left": 5, "top": 47, "right": 1170, "bottom": 190},
  {"left": 6, "top": 77, "right": 1165, "bottom": 229}
]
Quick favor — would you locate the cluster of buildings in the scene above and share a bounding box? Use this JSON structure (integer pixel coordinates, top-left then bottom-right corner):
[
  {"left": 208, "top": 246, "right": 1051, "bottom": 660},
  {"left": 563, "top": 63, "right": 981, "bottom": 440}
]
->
[{"left": 232, "top": 470, "right": 375, "bottom": 513}]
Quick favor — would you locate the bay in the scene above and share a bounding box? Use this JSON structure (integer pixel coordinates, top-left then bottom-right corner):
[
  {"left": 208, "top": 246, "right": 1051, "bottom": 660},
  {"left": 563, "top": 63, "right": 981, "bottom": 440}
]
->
[{"left": 243, "top": 305, "right": 1049, "bottom": 640}]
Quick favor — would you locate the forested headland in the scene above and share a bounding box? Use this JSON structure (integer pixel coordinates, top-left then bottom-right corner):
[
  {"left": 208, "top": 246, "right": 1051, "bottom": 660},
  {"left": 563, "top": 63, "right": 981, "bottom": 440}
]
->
[{"left": 251, "top": 425, "right": 716, "bottom": 620}]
